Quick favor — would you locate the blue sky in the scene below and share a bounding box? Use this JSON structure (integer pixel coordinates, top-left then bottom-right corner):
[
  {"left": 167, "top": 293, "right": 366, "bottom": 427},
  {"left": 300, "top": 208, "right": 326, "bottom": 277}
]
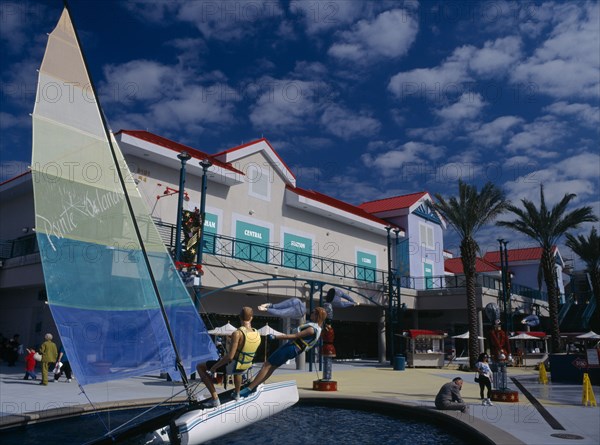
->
[{"left": 1, "top": 0, "right": 599, "bottom": 261}]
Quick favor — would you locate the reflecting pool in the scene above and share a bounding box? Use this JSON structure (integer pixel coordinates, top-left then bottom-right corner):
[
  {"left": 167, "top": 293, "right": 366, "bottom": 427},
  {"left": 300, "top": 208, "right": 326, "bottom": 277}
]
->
[{"left": 2, "top": 404, "right": 469, "bottom": 445}]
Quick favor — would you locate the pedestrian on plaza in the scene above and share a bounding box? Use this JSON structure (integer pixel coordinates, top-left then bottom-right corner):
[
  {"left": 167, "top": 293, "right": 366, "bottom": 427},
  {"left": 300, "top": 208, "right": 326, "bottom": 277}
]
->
[
  {"left": 476, "top": 353, "right": 494, "bottom": 406},
  {"left": 435, "top": 377, "right": 468, "bottom": 413},
  {"left": 39, "top": 333, "right": 58, "bottom": 385},
  {"left": 239, "top": 306, "right": 327, "bottom": 398},
  {"left": 23, "top": 347, "right": 37, "bottom": 380},
  {"left": 54, "top": 345, "right": 73, "bottom": 382}
]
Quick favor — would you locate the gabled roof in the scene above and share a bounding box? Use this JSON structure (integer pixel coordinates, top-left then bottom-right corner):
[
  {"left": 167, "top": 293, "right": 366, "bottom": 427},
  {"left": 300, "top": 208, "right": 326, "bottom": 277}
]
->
[
  {"left": 285, "top": 185, "right": 404, "bottom": 235},
  {"left": 483, "top": 246, "right": 558, "bottom": 263},
  {"left": 116, "top": 130, "right": 241, "bottom": 174},
  {"left": 445, "top": 257, "right": 501, "bottom": 274},
  {"left": 213, "top": 138, "right": 296, "bottom": 187},
  {"left": 359, "top": 192, "right": 428, "bottom": 213}
]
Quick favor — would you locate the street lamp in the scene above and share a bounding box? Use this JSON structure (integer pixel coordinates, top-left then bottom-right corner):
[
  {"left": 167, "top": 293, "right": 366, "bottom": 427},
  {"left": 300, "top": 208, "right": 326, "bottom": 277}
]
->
[
  {"left": 196, "top": 159, "right": 213, "bottom": 276},
  {"left": 498, "top": 239, "right": 511, "bottom": 330},
  {"left": 174, "top": 151, "right": 191, "bottom": 262}
]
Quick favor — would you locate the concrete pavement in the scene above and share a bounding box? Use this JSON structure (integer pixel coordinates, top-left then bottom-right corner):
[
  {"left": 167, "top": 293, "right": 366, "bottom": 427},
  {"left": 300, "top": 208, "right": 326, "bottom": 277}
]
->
[{"left": 1, "top": 360, "right": 598, "bottom": 445}]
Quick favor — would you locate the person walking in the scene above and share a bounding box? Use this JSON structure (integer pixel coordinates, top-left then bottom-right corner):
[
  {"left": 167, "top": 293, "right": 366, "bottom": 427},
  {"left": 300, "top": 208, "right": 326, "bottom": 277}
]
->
[
  {"left": 54, "top": 345, "right": 73, "bottom": 382},
  {"left": 476, "top": 353, "right": 494, "bottom": 406},
  {"left": 23, "top": 347, "right": 37, "bottom": 380},
  {"left": 39, "top": 333, "right": 58, "bottom": 386}
]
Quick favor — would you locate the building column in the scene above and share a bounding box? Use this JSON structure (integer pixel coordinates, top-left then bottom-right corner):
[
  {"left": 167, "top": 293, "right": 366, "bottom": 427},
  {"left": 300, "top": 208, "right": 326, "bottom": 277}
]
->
[{"left": 478, "top": 310, "right": 485, "bottom": 352}]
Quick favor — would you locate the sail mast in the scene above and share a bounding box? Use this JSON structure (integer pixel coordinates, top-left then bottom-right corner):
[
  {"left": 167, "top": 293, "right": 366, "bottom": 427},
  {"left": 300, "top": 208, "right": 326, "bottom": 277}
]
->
[{"left": 61, "top": 1, "right": 193, "bottom": 399}]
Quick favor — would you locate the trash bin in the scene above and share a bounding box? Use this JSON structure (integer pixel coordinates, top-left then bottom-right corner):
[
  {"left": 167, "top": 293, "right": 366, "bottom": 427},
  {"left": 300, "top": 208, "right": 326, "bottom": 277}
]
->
[{"left": 393, "top": 354, "right": 406, "bottom": 371}]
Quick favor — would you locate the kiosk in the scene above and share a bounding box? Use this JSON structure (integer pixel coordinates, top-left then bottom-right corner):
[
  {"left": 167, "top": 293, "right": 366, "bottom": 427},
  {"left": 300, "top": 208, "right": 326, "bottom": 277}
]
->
[{"left": 402, "top": 329, "right": 446, "bottom": 368}]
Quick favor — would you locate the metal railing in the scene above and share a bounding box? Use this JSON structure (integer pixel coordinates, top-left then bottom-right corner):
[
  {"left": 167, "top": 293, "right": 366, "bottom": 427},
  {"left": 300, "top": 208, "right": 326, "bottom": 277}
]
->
[
  {"left": 154, "top": 220, "right": 386, "bottom": 285},
  {"left": 0, "top": 235, "right": 38, "bottom": 259}
]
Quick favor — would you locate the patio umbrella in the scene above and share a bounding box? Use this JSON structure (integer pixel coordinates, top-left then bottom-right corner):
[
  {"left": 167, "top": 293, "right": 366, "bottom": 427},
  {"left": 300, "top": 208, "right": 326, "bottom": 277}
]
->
[
  {"left": 510, "top": 333, "right": 539, "bottom": 340},
  {"left": 258, "top": 323, "right": 285, "bottom": 361},
  {"left": 207, "top": 322, "right": 237, "bottom": 336},
  {"left": 451, "top": 331, "right": 485, "bottom": 340},
  {"left": 576, "top": 331, "right": 600, "bottom": 339}
]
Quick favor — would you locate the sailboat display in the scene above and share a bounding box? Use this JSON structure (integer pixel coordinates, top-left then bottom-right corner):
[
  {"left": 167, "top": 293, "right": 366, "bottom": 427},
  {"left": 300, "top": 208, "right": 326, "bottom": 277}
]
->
[{"left": 31, "top": 5, "right": 298, "bottom": 444}]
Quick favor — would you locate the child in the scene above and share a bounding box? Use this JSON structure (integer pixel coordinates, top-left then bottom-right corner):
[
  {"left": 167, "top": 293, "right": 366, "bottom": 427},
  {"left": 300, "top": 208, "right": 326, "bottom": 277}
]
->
[{"left": 23, "top": 347, "right": 37, "bottom": 380}]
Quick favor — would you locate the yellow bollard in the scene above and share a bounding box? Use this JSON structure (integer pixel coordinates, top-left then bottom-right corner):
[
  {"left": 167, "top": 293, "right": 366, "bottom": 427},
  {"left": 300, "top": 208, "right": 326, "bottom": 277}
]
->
[
  {"left": 538, "top": 362, "right": 548, "bottom": 384},
  {"left": 582, "top": 373, "right": 597, "bottom": 407}
]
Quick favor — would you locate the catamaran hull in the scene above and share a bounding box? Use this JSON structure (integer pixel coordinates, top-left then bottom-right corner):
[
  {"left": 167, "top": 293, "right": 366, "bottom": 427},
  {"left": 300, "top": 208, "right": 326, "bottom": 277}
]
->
[{"left": 149, "top": 381, "right": 299, "bottom": 445}]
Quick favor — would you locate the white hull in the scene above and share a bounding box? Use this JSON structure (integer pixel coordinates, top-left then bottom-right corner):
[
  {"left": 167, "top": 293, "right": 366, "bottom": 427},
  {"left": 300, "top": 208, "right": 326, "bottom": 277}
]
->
[{"left": 148, "top": 380, "right": 299, "bottom": 445}]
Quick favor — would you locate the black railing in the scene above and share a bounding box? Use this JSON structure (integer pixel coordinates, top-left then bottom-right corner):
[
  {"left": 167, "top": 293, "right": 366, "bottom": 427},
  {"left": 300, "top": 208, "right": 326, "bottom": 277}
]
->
[{"left": 0, "top": 234, "right": 38, "bottom": 259}]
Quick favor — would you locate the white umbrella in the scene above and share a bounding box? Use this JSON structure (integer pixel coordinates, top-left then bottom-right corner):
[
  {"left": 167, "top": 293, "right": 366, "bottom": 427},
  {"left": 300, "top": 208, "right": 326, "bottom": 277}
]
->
[
  {"left": 257, "top": 323, "right": 285, "bottom": 361},
  {"left": 257, "top": 323, "right": 284, "bottom": 337},
  {"left": 510, "top": 333, "right": 539, "bottom": 340},
  {"left": 208, "top": 322, "right": 237, "bottom": 336},
  {"left": 451, "top": 331, "right": 485, "bottom": 340},
  {"left": 576, "top": 331, "right": 600, "bottom": 339}
]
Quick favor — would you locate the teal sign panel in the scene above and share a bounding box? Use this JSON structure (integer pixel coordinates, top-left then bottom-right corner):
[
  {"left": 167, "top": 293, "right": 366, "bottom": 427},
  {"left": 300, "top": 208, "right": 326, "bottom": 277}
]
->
[
  {"left": 424, "top": 263, "right": 433, "bottom": 289},
  {"left": 283, "top": 233, "right": 312, "bottom": 271},
  {"left": 357, "top": 251, "right": 376, "bottom": 282},
  {"left": 202, "top": 213, "right": 218, "bottom": 253},
  {"left": 235, "top": 221, "right": 270, "bottom": 263}
]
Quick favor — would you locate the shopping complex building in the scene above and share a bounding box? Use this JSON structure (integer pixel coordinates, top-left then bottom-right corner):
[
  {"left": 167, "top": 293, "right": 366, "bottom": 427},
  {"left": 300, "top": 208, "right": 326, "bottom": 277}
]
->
[{"left": 2, "top": 130, "right": 589, "bottom": 363}]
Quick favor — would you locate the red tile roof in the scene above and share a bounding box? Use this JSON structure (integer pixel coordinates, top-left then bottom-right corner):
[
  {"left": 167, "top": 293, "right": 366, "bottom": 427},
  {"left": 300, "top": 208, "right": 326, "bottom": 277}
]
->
[
  {"left": 117, "top": 130, "right": 242, "bottom": 174},
  {"left": 445, "top": 257, "right": 501, "bottom": 274},
  {"left": 287, "top": 185, "right": 401, "bottom": 229},
  {"left": 483, "top": 246, "right": 557, "bottom": 263},
  {"left": 359, "top": 192, "right": 428, "bottom": 213}
]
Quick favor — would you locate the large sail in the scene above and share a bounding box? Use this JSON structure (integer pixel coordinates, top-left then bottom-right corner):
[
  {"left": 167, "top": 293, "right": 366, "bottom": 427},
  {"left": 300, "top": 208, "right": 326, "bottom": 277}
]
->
[{"left": 31, "top": 8, "right": 217, "bottom": 386}]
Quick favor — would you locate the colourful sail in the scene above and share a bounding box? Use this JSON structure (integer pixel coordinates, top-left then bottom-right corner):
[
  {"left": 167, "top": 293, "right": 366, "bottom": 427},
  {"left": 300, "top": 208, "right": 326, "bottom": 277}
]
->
[{"left": 31, "top": 8, "right": 217, "bottom": 386}]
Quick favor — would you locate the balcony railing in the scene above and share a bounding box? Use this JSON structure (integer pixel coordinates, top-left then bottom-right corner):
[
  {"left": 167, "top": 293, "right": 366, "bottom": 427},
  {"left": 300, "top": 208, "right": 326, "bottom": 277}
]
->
[
  {"left": 0, "top": 234, "right": 38, "bottom": 259},
  {"left": 154, "top": 220, "right": 386, "bottom": 285}
]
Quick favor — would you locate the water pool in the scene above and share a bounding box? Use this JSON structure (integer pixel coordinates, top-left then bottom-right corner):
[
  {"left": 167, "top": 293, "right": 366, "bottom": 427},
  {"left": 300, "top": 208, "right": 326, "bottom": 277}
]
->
[{"left": 2, "top": 403, "right": 470, "bottom": 445}]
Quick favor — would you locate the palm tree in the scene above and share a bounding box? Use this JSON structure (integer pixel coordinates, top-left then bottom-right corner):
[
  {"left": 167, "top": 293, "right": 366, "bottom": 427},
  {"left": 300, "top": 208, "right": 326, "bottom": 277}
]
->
[
  {"left": 565, "top": 227, "right": 600, "bottom": 330},
  {"left": 497, "top": 185, "right": 597, "bottom": 351},
  {"left": 431, "top": 180, "right": 509, "bottom": 368}
]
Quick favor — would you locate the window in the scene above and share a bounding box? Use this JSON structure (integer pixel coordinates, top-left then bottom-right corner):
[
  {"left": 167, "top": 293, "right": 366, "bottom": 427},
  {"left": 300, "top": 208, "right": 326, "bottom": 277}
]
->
[
  {"left": 419, "top": 223, "right": 434, "bottom": 249},
  {"left": 235, "top": 220, "right": 270, "bottom": 263},
  {"left": 356, "top": 251, "right": 377, "bottom": 282},
  {"left": 247, "top": 165, "right": 270, "bottom": 201}
]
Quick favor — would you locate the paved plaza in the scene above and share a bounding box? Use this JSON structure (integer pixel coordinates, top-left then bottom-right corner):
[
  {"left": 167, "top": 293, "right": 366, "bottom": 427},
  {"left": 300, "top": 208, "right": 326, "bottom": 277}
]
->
[{"left": 1, "top": 360, "right": 598, "bottom": 445}]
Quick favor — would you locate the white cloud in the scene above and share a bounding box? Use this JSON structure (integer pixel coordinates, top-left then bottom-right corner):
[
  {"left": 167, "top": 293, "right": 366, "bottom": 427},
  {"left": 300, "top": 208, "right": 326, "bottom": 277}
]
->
[
  {"left": 504, "top": 151, "right": 600, "bottom": 206},
  {"left": 544, "top": 101, "right": 600, "bottom": 129},
  {"left": 468, "top": 36, "right": 522, "bottom": 77},
  {"left": 320, "top": 105, "right": 380, "bottom": 139},
  {"left": 248, "top": 78, "right": 325, "bottom": 131},
  {"left": 388, "top": 45, "right": 474, "bottom": 99},
  {"left": 328, "top": 9, "right": 419, "bottom": 63},
  {"left": 361, "top": 140, "right": 445, "bottom": 177},
  {"left": 289, "top": 1, "right": 370, "bottom": 35},
  {"left": 435, "top": 93, "right": 486, "bottom": 121},
  {"left": 102, "top": 60, "right": 189, "bottom": 103},
  {"left": 468, "top": 115, "right": 524, "bottom": 147},
  {"left": 177, "top": 0, "right": 284, "bottom": 41},
  {"left": 511, "top": 2, "right": 599, "bottom": 99},
  {"left": 506, "top": 117, "right": 566, "bottom": 155}
]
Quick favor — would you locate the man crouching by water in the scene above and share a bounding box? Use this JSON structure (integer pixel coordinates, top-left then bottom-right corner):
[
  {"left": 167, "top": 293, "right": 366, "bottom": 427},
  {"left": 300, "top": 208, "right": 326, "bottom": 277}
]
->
[{"left": 435, "top": 377, "right": 468, "bottom": 413}]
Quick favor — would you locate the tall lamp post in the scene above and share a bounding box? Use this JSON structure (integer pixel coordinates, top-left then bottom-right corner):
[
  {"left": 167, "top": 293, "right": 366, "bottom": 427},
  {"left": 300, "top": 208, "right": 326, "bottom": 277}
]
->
[
  {"left": 386, "top": 227, "right": 393, "bottom": 362},
  {"left": 174, "top": 152, "right": 191, "bottom": 262},
  {"left": 502, "top": 240, "right": 510, "bottom": 331},
  {"left": 498, "top": 239, "right": 511, "bottom": 329},
  {"left": 196, "top": 159, "right": 212, "bottom": 280}
]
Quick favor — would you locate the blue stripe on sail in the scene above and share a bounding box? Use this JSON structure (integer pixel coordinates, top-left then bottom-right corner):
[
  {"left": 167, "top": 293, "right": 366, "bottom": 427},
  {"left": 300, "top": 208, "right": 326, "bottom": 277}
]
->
[{"left": 38, "top": 235, "right": 218, "bottom": 386}]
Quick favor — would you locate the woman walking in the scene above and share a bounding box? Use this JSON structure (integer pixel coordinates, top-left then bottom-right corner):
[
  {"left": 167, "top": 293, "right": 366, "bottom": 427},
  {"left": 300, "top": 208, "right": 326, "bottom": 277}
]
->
[{"left": 476, "top": 353, "right": 493, "bottom": 406}]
